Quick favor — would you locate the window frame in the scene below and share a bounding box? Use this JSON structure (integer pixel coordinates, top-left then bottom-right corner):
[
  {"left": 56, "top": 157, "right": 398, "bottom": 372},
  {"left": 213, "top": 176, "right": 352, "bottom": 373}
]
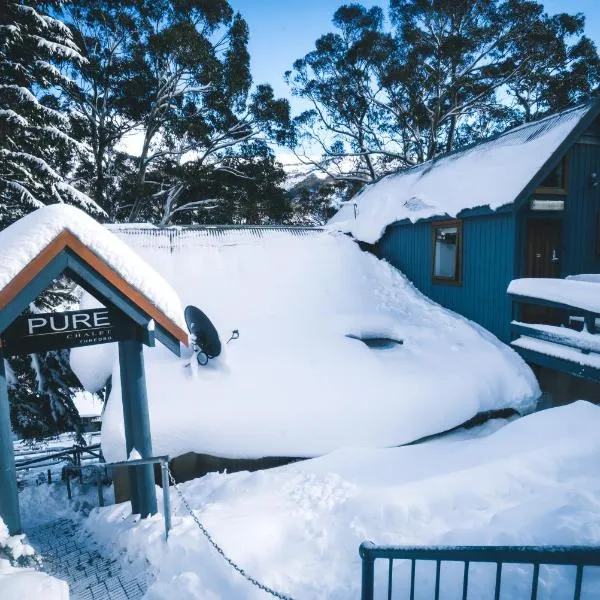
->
[
  {"left": 536, "top": 156, "right": 569, "bottom": 195},
  {"left": 431, "top": 219, "right": 463, "bottom": 286}
]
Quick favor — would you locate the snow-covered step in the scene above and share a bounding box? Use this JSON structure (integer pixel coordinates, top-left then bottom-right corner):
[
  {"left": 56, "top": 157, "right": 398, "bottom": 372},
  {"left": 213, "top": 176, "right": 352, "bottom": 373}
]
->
[{"left": 27, "top": 518, "right": 150, "bottom": 600}]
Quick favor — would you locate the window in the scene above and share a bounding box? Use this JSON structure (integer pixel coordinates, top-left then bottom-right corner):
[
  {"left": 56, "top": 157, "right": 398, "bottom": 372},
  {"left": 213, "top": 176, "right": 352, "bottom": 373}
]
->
[
  {"left": 432, "top": 220, "right": 462, "bottom": 284},
  {"left": 537, "top": 157, "right": 568, "bottom": 193}
]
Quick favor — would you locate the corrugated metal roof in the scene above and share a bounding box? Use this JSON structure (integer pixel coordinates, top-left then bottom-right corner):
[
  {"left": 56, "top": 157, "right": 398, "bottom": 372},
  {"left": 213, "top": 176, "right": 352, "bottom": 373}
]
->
[
  {"left": 107, "top": 224, "right": 324, "bottom": 251},
  {"left": 329, "top": 102, "right": 598, "bottom": 244}
]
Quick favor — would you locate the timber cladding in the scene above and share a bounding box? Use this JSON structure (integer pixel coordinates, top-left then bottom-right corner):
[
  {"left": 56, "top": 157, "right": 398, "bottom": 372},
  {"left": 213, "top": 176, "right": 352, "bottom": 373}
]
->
[{"left": 0, "top": 229, "right": 188, "bottom": 345}]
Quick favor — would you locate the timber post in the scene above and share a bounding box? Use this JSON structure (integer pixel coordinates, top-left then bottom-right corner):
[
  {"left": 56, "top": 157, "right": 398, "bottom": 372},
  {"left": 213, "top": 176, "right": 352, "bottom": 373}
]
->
[
  {"left": 0, "top": 355, "right": 20, "bottom": 534},
  {"left": 119, "top": 340, "right": 157, "bottom": 517}
]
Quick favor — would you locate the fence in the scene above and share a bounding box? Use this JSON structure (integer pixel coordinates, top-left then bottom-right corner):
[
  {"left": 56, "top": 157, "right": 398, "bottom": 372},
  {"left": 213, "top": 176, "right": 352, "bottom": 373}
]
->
[
  {"left": 15, "top": 443, "right": 102, "bottom": 484},
  {"left": 107, "top": 224, "right": 323, "bottom": 253},
  {"left": 359, "top": 541, "right": 600, "bottom": 600}
]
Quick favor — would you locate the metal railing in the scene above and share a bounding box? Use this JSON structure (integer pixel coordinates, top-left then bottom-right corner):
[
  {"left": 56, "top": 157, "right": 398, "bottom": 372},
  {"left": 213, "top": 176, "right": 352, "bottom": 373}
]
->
[
  {"left": 359, "top": 542, "right": 600, "bottom": 600},
  {"left": 63, "top": 455, "right": 172, "bottom": 540}
]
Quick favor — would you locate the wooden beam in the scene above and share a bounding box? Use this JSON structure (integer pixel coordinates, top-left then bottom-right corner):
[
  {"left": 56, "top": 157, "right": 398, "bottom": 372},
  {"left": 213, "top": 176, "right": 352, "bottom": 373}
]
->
[
  {"left": 511, "top": 322, "right": 600, "bottom": 354},
  {"left": 0, "top": 230, "right": 188, "bottom": 348},
  {"left": 511, "top": 344, "right": 600, "bottom": 382}
]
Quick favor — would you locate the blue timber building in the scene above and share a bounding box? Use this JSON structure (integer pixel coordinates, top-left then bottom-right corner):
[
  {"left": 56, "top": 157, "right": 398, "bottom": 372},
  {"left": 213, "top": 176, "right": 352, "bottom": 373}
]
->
[
  {"left": 331, "top": 101, "right": 600, "bottom": 392},
  {"left": 334, "top": 101, "right": 600, "bottom": 345}
]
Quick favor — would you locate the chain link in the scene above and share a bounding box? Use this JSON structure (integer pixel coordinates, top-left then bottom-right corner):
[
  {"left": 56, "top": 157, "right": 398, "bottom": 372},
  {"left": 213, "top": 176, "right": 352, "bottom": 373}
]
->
[{"left": 167, "top": 469, "right": 295, "bottom": 600}]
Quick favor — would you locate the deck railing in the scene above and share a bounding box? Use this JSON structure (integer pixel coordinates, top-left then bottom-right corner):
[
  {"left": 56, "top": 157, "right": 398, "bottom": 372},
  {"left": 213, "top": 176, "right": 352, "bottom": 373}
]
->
[
  {"left": 359, "top": 542, "right": 600, "bottom": 600},
  {"left": 508, "top": 284, "right": 600, "bottom": 382}
]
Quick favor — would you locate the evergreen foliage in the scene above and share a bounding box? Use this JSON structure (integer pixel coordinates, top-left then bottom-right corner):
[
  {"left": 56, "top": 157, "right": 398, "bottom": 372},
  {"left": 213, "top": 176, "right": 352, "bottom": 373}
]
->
[{"left": 0, "top": 1, "right": 102, "bottom": 227}]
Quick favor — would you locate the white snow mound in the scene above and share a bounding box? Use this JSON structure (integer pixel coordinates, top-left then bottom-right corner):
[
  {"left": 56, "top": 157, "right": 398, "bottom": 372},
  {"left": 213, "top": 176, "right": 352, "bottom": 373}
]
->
[
  {"left": 85, "top": 401, "right": 600, "bottom": 599},
  {"left": 71, "top": 230, "right": 539, "bottom": 461}
]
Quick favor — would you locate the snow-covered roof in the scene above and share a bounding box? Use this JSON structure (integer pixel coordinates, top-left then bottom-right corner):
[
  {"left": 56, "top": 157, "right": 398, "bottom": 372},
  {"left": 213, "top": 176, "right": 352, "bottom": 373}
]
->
[
  {"left": 329, "top": 103, "right": 596, "bottom": 243},
  {"left": 71, "top": 228, "right": 539, "bottom": 462},
  {"left": 508, "top": 278, "right": 600, "bottom": 314},
  {"left": 0, "top": 205, "right": 186, "bottom": 336}
]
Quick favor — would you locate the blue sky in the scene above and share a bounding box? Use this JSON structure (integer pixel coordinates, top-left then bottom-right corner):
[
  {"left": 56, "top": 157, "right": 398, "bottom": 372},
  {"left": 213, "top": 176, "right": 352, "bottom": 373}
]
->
[{"left": 228, "top": 0, "right": 600, "bottom": 115}]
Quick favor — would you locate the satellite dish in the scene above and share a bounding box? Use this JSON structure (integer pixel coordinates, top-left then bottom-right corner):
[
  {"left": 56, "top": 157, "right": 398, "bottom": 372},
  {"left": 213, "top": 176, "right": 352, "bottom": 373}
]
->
[{"left": 184, "top": 305, "right": 222, "bottom": 366}]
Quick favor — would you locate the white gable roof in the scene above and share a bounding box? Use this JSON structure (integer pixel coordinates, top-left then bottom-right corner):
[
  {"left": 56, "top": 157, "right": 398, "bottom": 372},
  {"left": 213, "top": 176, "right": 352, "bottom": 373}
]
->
[
  {"left": 0, "top": 205, "right": 185, "bottom": 330},
  {"left": 329, "top": 104, "right": 594, "bottom": 244}
]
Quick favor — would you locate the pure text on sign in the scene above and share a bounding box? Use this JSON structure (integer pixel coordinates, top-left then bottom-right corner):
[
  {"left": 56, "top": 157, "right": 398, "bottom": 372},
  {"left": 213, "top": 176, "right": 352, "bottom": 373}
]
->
[{"left": 0, "top": 308, "right": 137, "bottom": 355}]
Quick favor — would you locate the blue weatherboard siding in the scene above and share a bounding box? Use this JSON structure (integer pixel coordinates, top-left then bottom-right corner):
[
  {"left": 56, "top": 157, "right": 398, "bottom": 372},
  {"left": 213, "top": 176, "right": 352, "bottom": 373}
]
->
[
  {"left": 562, "top": 141, "right": 600, "bottom": 276},
  {"left": 377, "top": 213, "right": 516, "bottom": 342}
]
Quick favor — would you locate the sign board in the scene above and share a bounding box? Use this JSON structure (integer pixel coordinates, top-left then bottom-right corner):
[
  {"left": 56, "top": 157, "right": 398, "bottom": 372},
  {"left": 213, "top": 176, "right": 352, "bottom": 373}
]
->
[{"left": 0, "top": 308, "right": 137, "bottom": 356}]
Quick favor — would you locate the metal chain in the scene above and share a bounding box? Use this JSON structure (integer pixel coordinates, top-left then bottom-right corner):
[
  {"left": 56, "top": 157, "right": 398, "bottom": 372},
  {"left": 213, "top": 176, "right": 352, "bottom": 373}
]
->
[{"left": 167, "top": 469, "right": 295, "bottom": 600}]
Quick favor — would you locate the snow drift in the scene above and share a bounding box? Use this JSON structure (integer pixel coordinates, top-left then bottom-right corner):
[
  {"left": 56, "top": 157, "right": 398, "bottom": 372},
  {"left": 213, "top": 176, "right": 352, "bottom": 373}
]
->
[
  {"left": 71, "top": 229, "right": 539, "bottom": 462},
  {"left": 85, "top": 401, "right": 600, "bottom": 599}
]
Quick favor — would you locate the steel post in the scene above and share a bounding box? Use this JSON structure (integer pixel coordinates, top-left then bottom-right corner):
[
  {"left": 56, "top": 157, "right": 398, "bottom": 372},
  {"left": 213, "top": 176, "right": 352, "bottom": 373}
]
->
[{"left": 161, "top": 459, "right": 171, "bottom": 540}]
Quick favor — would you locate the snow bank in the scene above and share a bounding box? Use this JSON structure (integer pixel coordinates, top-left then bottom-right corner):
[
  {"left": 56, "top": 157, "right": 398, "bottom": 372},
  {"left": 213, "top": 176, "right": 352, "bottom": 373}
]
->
[
  {"left": 567, "top": 273, "right": 600, "bottom": 284},
  {"left": 508, "top": 278, "right": 600, "bottom": 314},
  {"left": 329, "top": 105, "right": 589, "bottom": 243},
  {"left": 0, "top": 518, "right": 68, "bottom": 600},
  {"left": 0, "top": 204, "right": 184, "bottom": 329},
  {"left": 71, "top": 231, "right": 538, "bottom": 462},
  {"left": 85, "top": 401, "right": 600, "bottom": 599}
]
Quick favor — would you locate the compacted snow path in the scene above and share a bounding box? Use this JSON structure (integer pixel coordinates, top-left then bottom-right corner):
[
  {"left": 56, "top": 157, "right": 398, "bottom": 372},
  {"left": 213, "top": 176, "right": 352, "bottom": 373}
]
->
[{"left": 27, "top": 519, "right": 150, "bottom": 600}]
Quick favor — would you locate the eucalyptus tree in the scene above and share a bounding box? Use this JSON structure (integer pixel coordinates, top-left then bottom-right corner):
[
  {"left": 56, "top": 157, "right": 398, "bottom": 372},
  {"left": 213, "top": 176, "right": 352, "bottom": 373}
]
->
[
  {"left": 115, "top": 0, "right": 291, "bottom": 224},
  {"left": 287, "top": 0, "right": 600, "bottom": 185}
]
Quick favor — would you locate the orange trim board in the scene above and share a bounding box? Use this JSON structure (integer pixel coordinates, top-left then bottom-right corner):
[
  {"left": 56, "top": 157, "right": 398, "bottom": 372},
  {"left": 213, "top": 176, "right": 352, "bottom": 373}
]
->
[{"left": 0, "top": 230, "right": 189, "bottom": 346}]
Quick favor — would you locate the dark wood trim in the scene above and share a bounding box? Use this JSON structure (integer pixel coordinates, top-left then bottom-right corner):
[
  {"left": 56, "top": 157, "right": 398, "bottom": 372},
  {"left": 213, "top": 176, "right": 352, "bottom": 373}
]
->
[
  {"left": 0, "top": 230, "right": 188, "bottom": 346},
  {"left": 431, "top": 219, "right": 463, "bottom": 286},
  {"left": 534, "top": 155, "right": 569, "bottom": 195}
]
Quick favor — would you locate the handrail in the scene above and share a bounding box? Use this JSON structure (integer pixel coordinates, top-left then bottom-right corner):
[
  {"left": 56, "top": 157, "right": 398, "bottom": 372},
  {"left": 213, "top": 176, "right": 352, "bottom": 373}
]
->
[
  {"left": 359, "top": 541, "right": 600, "bottom": 600},
  {"left": 63, "top": 455, "right": 172, "bottom": 540}
]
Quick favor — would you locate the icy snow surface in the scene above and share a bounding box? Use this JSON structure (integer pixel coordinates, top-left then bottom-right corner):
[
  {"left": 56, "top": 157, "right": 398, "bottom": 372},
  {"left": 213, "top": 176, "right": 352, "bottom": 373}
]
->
[
  {"left": 328, "top": 105, "right": 590, "bottom": 243},
  {"left": 567, "top": 273, "right": 600, "bottom": 284},
  {"left": 508, "top": 278, "right": 600, "bottom": 313},
  {"left": 0, "top": 204, "right": 185, "bottom": 329},
  {"left": 85, "top": 401, "right": 600, "bottom": 599},
  {"left": 0, "top": 518, "right": 68, "bottom": 600},
  {"left": 71, "top": 230, "right": 539, "bottom": 462}
]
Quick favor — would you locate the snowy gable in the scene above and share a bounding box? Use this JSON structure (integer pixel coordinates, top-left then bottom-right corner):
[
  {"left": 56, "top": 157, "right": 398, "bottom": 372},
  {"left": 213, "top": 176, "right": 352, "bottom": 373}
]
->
[
  {"left": 0, "top": 205, "right": 186, "bottom": 338},
  {"left": 329, "top": 104, "right": 592, "bottom": 244}
]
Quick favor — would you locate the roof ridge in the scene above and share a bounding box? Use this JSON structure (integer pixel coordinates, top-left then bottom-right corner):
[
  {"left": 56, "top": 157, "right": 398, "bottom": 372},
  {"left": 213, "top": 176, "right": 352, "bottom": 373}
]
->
[{"left": 352, "top": 100, "right": 596, "bottom": 197}]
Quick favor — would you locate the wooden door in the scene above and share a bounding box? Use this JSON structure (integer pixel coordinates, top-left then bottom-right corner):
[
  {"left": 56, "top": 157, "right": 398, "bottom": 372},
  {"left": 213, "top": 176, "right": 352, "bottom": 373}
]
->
[
  {"left": 526, "top": 219, "right": 562, "bottom": 278},
  {"left": 522, "top": 219, "right": 562, "bottom": 323}
]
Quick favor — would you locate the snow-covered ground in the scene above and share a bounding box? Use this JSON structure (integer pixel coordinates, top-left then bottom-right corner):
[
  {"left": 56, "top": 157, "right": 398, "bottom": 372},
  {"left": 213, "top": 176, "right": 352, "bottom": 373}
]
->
[
  {"left": 82, "top": 401, "right": 600, "bottom": 599},
  {"left": 0, "top": 517, "right": 68, "bottom": 600},
  {"left": 71, "top": 230, "right": 539, "bottom": 462}
]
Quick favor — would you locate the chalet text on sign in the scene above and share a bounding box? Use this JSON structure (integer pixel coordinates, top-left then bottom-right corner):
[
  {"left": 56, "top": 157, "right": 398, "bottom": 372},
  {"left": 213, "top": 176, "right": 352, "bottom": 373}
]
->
[{"left": 0, "top": 308, "right": 136, "bottom": 356}]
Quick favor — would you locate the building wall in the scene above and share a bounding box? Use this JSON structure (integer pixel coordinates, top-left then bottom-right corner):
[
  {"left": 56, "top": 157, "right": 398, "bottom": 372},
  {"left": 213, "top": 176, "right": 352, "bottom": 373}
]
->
[
  {"left": 561, "top": 140, "right": 600, "bottom": 276},
  {"left": 377, "top": 213, "right": 516, "bottom": 342}
]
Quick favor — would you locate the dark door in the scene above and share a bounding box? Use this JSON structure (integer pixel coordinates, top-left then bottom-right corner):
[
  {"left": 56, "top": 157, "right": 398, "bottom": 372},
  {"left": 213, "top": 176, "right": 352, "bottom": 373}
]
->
[
  {"left": 526, "top": 219, "right": 562, "bottom": 278},
  {"left": 522, "top": 218, "right": 562, "bottom": 323}
]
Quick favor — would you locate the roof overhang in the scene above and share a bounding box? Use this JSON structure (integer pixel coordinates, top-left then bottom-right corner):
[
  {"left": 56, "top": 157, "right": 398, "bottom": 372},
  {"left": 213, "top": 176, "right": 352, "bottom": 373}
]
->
[{"left": 0, "top": 229, "right": 188, "bottom": 355}]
